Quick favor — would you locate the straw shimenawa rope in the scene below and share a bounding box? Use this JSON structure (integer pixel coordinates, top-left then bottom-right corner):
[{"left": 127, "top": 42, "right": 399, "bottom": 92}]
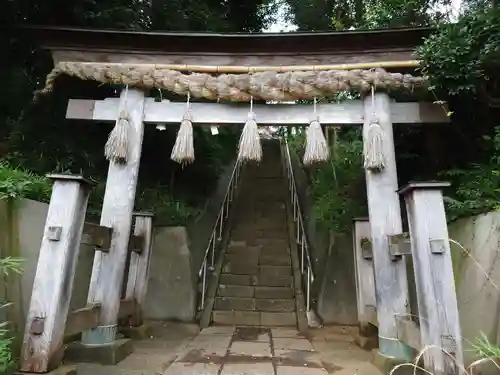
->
[{"left": 35, "top": 62, "right": 428, "bottom": 101}]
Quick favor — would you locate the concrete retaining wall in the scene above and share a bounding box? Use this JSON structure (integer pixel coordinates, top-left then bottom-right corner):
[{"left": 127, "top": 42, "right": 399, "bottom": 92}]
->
[
  {"left": 448, "top": 212, "right": 500, "bottom": 369},
  {"left": 0, "top": 159, "right": 236, "bottom": 331},
  {"left": 0, "top": 198, "right": 94, "bottom": 336}
]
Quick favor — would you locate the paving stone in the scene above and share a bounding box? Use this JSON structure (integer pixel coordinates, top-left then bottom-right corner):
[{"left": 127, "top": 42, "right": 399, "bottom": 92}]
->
[
  {"left": 274, "top": 349, "right": 324, "bottom": 367},
  {"left": 76, "top": 363, "right": 156, "bottom": 375},
  {"left": 163, "top": 362, "right": 221, "bottom": 375},
  {"left": 188, "top": 334, "right": 232, "bottom": 349},
  {"left": 228, "top": 341, "right": 272, "bottom": 357},
  {"left": 199, "top": 326, "right": 235, "bottom": 335},
  {"left": 271, "top": 328, "right": 303, "bottom": 338},
  {"left": 255, "top": 286, "right": 294, "bottom": 299},
  {"left": 276, "top": 366, "right": 328, "bottom": 375},
  {"left": 115, "top": 352, "right": 174, "bottom": 372},
  {"left": 233, "top": 327, "right": 270, "bottom": 343},
  {"left": 255, "top": 298, "right": 295, "bottom": 312},
  {"left": 175, "top": 346, "right": 228, "bottom": 362},
  {"left": 221, "top": 363, "right": 274, "bottom": 375},
  {"left": 273, "top": 338, "right": 315, "bottom": 351}
]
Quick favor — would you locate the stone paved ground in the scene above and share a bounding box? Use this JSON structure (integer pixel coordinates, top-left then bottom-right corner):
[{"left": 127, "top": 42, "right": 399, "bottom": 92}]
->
[{"left": 75, "top": 323, "right": 382, "bottom": 375}]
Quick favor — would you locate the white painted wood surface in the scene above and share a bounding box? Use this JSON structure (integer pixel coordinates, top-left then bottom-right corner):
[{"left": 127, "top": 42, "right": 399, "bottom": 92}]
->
[
  {"left": 124, "top": 213, "right": 154, "bottom": 326},
  {"left": 83, "top": 88, "right": 146, "bottom": 345},
  {"left": 362, "top": 92, "right": 412, "bottom": 360},
  {"left": 353, "top": 219, "right": 377, "bottom": 333},
  {"left": 400, "top": 183, "right": 464, "bottom": 374},
  {"left": 66, "top": 98, "right": 449, "bottom": 126},
  {"left": 20, "top": 175, "right": 91, "bottom": 372}
]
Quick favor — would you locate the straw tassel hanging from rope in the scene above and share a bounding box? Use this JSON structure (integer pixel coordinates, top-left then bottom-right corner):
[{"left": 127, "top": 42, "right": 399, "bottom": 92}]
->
[
  {"left": 171, "top": 92, "right": 195, "bottom": 166},
  {"left": 237, "top": 96, "right": 262, "bottom": 163},
  {"left": 105, "top": 85, "right": 130, "bottom": 164},
  {"left": 303, "top": 97, "right": 329, "bottom": 166},
  {"left": 363, "top": 86, "right": 386, "bottom": 172}
]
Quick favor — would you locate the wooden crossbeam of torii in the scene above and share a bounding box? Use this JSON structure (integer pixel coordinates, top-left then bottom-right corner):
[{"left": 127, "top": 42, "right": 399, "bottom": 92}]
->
[{"left": 66, "top": 98, "right": 450, "bottom": 125}]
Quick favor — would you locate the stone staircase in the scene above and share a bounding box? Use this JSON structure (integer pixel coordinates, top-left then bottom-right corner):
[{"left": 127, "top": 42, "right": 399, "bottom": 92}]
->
[{"left": 211, "top": 141, "right": 298, "bottom": 327}]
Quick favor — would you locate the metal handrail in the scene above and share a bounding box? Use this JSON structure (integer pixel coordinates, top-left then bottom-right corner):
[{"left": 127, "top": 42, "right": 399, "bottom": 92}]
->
[
  {"left": 198, "top": 159, "right": 242, "bottom": 310},
  {"left": 282, "top": 138, "right": 315, "bottom": 311}
]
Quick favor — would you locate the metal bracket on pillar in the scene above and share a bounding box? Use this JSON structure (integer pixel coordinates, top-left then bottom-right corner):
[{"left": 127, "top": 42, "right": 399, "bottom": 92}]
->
[
  {"left": 81, "top": 222, "right": 113, "bottom": 252},
  {"left": 429, "top": 239, "right": 446, "bottom": 254},
  {"left": 388, "top": 233, "right": 411, "bottom": 261},
  {"left": 360, "top": 237, "right": 373, "bottom": 260},
  {"left": 441, "top": 334, "right": 457, "bottom": 356}
]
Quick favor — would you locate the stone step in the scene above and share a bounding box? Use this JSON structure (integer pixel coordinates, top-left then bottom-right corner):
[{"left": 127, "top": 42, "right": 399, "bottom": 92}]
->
[
  {"left": 255, "top": 286, "right": 294, "bottom": 299},
  {"left": 219, "top": 273, "right": 293, "bottom": 287},
  {"left": 224, "top": 254, "right": 290, "bottom": 268},
  {"left": 217, "top": 285, "right": 294, "bottom": 299},
  {"left": 224, "top": 245, "right": 289, "bottom": 256},
  {"left": 226, "top": 244, "right": 261, "bottom": 255},
  {"left": 230, "top": 231, "right": 289, "bottom": 241},
  {"left": 214, "top": 297, "right": 295, "bottom": 312},
  {"left": 221, "top": 263, "right": 292, "bottom": 277},
  {"left": 243, "top": 239, "right": 289, "bottom": 250},
  {"left": 232, "top": 222, "right": 288, "bottom": 230},
  {"left": 224, "top": 252, "right": 290, "bottom": 265},
  {"left": 259, "top": 253, "right": 291, "bottom": 266},
  {"left": 212, "top": 310, "right": 296, "bottom": 326}
]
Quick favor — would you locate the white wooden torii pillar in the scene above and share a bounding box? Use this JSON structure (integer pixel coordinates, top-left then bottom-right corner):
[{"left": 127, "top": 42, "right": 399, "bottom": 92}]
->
[
  {"left": 65, "top": 93, "right": 448, "bottom": 353},
  {"left": 80, "top": 87, "right": 146, "bottom": 347},
  {"left": 363, "top": 91, "right": 414, "bottom": 361}
]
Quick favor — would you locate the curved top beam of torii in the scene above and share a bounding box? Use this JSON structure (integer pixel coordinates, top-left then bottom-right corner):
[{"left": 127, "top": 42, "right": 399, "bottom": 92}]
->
[{"left": 19, "top": 25, "right": 433, "bottom": 71}]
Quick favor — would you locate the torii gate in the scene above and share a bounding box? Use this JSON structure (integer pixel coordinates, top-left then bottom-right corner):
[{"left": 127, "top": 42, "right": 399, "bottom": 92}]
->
[{"left": 19, "top": 25, "right": 463, "bottom": 375}]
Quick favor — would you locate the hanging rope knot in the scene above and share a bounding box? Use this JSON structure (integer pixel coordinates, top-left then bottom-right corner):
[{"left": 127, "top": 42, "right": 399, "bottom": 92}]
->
[
  {"left": 238, "top": 97, "right": 262, "bottom": 163},
  {"left": 104, "top": 94, "right": 131, "bottom": 165},
  {"left": 364, "top": 116, "right": 386, "bottom": 172},
  {"left": 363, "top": 86, "right": 386, "bottom": 173},
  {"left": 171, "top": 93, "right": 195, "bottom": 166},
  {"left": 303, "top": 97, "right": 329, "bottom": 166}
]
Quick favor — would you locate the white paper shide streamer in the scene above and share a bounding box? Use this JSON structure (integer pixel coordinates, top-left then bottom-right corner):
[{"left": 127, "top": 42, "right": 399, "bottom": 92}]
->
[
  {"left": 171, "top": 93, "right": 195, "bottom": 166},
  {"left": 105, "top": 85, "right": 130, "bottom": 164},
  {"left": 363, "top": 86, "right": 386, "bottom": 172},
  {"left": 303, "top": 98, "right": 329, "bottom": 166},
  {"left": 237, "top": 97, "right": 262, "bottom": 163}
]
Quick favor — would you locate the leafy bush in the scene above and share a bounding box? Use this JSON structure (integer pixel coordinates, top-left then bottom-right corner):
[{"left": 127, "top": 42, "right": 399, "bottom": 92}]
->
[
  {"left": 417, "top": 5, "right": 500, "bottom": 96},
  {"left": 0, "top": 162, "right": 51, "bottom": 202},
  {"left": 0, "top": 257, "right": 23, "bottom": 374},
  {"left": 135, "top": 184, "right": 200, "bottom": 226},
  {"left": 439, "top": 126, "right": 500, "bottom": 221},
  {"left": 289, "top": 127, "right": 367, "bottom": 234}
]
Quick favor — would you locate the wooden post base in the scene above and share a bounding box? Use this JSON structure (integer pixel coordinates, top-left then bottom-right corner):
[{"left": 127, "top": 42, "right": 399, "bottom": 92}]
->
[
  {"left": 119, "top": 324, "right": 152, "bottom": 340},
  {"left": 355, "top": 323, "right": 379, "bottom": 350},
  {"left": 64, "top": 339, "right": 133, "bottom": 365},
  {"left": 371, "top": 349, "right": 422, "bottom": 375}
]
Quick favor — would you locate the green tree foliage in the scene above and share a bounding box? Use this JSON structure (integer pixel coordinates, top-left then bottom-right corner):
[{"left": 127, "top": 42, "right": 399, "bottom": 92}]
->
[
  {"left": 2, "top": 0, "right": 281, "bottom": 224},
  {"left": 285, "top": 0, "right": 447, "bottom": 30},
  {"left": 417, "top": 4, "right": 500, "bottom": 97},
  {"left": 415, "top": 3, "right": 500, "bottom": 220}
]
